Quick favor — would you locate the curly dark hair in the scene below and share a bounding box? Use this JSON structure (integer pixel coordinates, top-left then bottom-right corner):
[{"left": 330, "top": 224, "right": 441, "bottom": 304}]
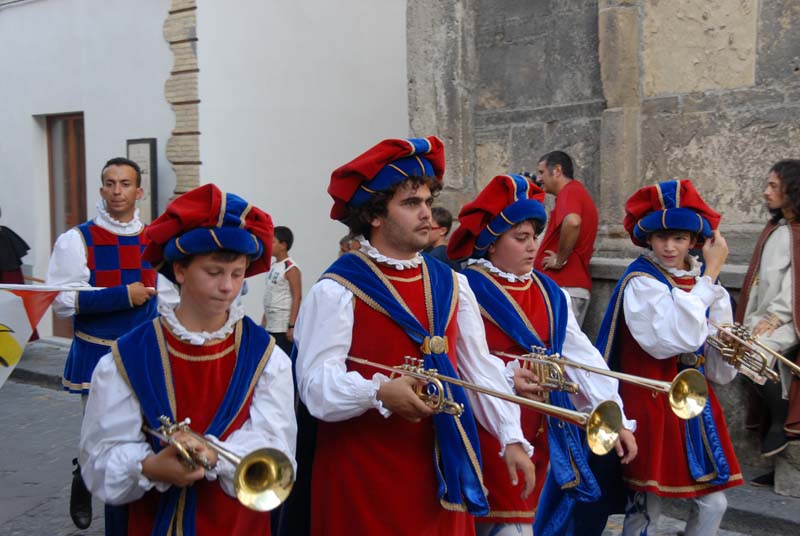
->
[
  {"left": 342, "top": 176, "right": 442, "bottom": 239},
  {"left": 768, "top": 159, "right": 800, "bottom": 223}
]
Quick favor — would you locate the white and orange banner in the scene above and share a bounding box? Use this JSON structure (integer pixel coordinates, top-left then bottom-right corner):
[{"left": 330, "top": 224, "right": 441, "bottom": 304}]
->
[
  {"left": 0, "top": 284, "right": 105, "bottom": 389},
  {"left": 0, "top": 287, "right": 58, "bottom": 388}
]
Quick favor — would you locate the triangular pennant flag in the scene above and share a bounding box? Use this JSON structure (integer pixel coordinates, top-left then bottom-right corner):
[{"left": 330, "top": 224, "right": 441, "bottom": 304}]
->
[{"left": 7, "top": 289, "right": 59, "bottom": 331}]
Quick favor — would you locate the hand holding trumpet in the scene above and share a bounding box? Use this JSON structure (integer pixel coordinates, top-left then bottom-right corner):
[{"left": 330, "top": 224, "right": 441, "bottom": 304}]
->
[
  {"left": 512, "top": 367, "right": 549, "bottom": 403},
  {"left": 377, "top": 375, "right": 437, "bottom": 422},
  {"left": 141, "top": 441, "right": 208, "bottom": 488}
]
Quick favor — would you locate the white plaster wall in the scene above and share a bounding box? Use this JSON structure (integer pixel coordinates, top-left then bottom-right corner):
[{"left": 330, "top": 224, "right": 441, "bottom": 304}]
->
[
  {"left": 197, "top": 0, "right": 409, "bottom": 320},
  {"left": 0, "top": 0, "right": 177, "bottom": 335}
]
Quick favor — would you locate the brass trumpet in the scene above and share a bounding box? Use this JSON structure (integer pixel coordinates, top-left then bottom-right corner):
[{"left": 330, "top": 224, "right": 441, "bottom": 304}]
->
[
  {"left": 144, "top": 416, "right": 294, "bottom": 512},
  {"left": 347, "top": 355, "right": 623, "bottom": 456},
  {"left": 496, "top": 350, "right": 709, "bottom": 420},
  {"left": 706, "top": 320, "right": 800, "bottom": 385}
]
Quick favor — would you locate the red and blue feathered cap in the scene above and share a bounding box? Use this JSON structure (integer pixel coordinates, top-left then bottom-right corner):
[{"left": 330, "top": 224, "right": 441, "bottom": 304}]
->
[
  {"left": 623, "top": 179, "right": 721, "bottom": 247},
  {"left": 143, "top": 183, "right": 274, "bottom": 281},
  {"left": 447, "top": 174, "right": 546, "bottom": 260},
  {"left": 328, "top": 136, "right": 445, "bottom": 221}
]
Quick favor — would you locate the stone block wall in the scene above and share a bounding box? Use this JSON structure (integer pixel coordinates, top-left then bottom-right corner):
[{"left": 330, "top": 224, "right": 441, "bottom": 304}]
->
[
  {"left": 163, "top": 0, "right": 201, "bottom": 196},
  {"left": 408, "top": 0, "right": 800, "bottom": 471}
]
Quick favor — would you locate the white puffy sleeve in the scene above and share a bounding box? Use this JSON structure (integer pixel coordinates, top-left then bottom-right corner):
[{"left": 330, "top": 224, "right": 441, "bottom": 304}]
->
[
  {"left": 623, "top": 275, "right": 736, "bottom": 384},
  {"left": 559, "top": 289, "right": 637, "bottom": 431},
  {"left": 455, "top": 274, "right": 532, "bottom": 456},
  {"left": 79, "top": 354, "right": 169, "bottom": 505},
  {"left": 294, "top": 279, "right": 389, "bottom": 421},
  {"left": 207, "top": 345, "right": 297, "bottom": 497},
  {"left": 45, "top": 228, "right": 89, "bottom": 318}
]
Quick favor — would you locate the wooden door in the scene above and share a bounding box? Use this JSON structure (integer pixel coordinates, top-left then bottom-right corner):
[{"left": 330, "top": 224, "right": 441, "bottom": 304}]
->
[{"left": 47, "top": 113, "right": 86, "bottom": 338}]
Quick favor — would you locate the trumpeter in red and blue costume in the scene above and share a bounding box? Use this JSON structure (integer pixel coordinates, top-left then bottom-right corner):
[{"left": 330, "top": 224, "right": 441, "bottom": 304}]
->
[
  {"left": 293, "top": 137, "right": 534, "bottom": 536},
  {"left": 594, "top": 179, "right": 742, "bottom": 535},
  {"left": 78, "top": 184, "right": 297, "bottom": 536},
  {"left": 446, "top": 175, "right": 637, "bottom": 536}
]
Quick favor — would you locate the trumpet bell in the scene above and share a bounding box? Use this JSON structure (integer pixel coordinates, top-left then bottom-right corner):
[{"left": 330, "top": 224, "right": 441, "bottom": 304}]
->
[
  {"left": 668, "top": 369, "right": 709, "bottom": 420},
  {"left": 234, "top": 448, "right": 295, "bottom": 512},
  {"left": 586, "top": 400, "right": 623, "bottom": 456}
]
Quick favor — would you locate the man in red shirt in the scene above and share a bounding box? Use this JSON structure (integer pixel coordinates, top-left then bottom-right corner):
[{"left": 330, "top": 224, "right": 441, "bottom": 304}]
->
[{"left": 533, "top": 151, "right": 598, "bottom": 326}]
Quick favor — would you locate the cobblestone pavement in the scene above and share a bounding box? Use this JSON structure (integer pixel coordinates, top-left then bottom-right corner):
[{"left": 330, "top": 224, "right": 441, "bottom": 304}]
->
[
  {"left": 603, "top": 513, "right": 750, "bottom": 535},
  {"left": 0, "top": 380, "right": 104, "bottom": 535},
  {"left": 0, "top": 374, "right": 769, "bottom": 535}
]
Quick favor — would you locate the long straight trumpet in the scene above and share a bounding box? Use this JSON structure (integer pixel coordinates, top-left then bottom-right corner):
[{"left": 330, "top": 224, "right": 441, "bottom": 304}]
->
[
  {"left": 707, "top": 320, "right": 800, "bottom": 381},
  {"left": 347, "top": 355, "right": 622, "bottom": 456},
  {"left": 144, "top": 416, "right": 294, "bottom": 512},
  {"left": 496, "top": 351, "right": 708, "bottom": 420}
]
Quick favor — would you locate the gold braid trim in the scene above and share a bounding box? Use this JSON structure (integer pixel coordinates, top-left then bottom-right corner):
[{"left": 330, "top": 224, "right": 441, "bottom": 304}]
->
[
  {"left": 156, "top": 318, "right": 178, "bottom": 418},
  {"left": 600, "top": 268, "right": 657, "bottom": 362},
  {"left": 623, "top": 472, "right": 744, "bottom": 494},
  {"left": 464, "top": 265, "right": 541, "bottom": 342},
  {"left": 220, "top": 323, "right": 275, "bottom": 439}
]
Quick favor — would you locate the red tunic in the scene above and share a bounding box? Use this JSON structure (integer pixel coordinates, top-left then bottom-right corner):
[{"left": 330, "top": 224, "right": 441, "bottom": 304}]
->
[
  {"left": 311, "top": 263, "right": 474, "bottom": 536},
  {"left": 618, "top": 276, "right": 743, "bottom": 498},
  {"left": 127, "top": 322, "right": 272, "bottom": 536},
  {"left": 474, "top": 275, "right": 549, "bottom": 524}
]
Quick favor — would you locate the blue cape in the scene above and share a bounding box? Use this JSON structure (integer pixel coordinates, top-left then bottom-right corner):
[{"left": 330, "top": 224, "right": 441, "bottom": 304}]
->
[
  {"left": 595, "top": 256, "right": 732, "bottom": 485},
  {"left": 113, "top": 316, "right": 274, "bottom": 536},
  {"left": 321, "top": 251, "right": 489, "bottom": 515},
  {"left": 463, "top": 265, "right": 600, "bottom": 536}
]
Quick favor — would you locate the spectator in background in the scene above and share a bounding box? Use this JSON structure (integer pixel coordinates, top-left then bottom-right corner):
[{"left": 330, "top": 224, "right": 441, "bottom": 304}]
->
[
  {"left": 0, "top": 206, "right": 38, "bottom": 341},
  {"left": 262, "top": 226, "right": 301, "bottom": 355},
  {"left": 737, "top": 159, "right": 800, "bottom": 484},
  {"left": 425, "top": 206, "right": 460, "bottom": 269},
  {"left": 534, "top": 151, "right": 598, "bottom": 326},
  {"left": 338, "top": 234, "right": 361, "bottom": 257},
  {"left": 0, "top": 206, "right": 30, "bottom": 285}
]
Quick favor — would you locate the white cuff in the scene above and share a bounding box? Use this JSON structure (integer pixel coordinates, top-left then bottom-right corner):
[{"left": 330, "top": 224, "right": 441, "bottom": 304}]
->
[
  {"left": 133, "top": 455, "right": 170, "bottom": 493},
  {"left": 496, "top": 426, "right": 534, "bottom": 458},
  {"left": 505, "top": 360, "right": 520, "bottom": 392},
  {"left": 370, "top": 373, "right": 392, "bottom": 417}
]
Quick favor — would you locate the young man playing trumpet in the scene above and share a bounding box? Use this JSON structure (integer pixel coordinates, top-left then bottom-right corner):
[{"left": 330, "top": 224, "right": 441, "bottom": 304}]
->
[
  {"left": 595, "top": 179, "right": 742, "bottom": 535},
  {"left": 79, "top": 185, "right": 297, "bottom": 535},
  {"left": 293, "top": 137, "right": 535, "bottom": 535},
  {"left": 446, "top": 174, "right": 637, "bottom": 536}
]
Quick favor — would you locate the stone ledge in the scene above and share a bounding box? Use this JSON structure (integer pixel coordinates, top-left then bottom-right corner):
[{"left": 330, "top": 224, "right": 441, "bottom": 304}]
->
[
  {"left": 776, "top": 441, "right": 800, "bottom": 497},
  {"left": 475, "top": 100, "right": 605, "bottom": 127}
]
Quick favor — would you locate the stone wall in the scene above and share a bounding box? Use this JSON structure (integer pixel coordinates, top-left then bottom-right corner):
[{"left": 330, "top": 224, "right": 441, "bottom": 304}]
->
[
  {"left": 408, "top": 0, "right": 800, "bottom": 320},
  {"left": 163, "top": 0, "right": 201, "bottom": 195},
  {"left": 408, "top": 0, "right": 800, "bottom": 479}
]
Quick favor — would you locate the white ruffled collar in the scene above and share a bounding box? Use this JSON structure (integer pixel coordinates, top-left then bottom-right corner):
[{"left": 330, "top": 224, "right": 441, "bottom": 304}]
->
[
  {"left": 158, "top": 301, "right": 245, "bottom": 345},
  {"left": 94, "top": 200, "right": 143, "bottom": 235},
  {"left": 466, "top": 258, "right": 532, "bottom": 282},
  {"left": 644, "top": 249, "right": 702, "bottom": 277},
  {"left": 356, "top": 235, "right": 423, "bottom": 270}
]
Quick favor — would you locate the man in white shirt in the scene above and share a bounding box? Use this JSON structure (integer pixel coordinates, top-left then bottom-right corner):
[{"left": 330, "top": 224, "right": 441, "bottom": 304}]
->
[
  {"left": 293, "top": 137, "right": 535, "bottom": 536},
  {"left": 737, "top": 159, "right": 800, "bottom": 481},
  {"left": 45, "top": 157, "right": 176, "bottom": 530}
]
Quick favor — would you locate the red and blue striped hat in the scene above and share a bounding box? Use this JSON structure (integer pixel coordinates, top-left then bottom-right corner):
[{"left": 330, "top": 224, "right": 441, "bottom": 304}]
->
[
  {"left": 447, "top": 174, "right": 546, "bottom": 261},
  {"left": 328, "top": 137, "right": 445, "bottom": 221},
  {"left": 623, "top": 179, "right": 720, "bottom": 247},
  {"left": 143, "top": 183, "right": 273, "bottom": 280}
]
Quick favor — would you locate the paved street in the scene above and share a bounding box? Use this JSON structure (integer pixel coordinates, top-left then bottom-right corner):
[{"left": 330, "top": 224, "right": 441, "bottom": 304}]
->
[
  {"left": 0, "top": 376, "right": 754, "bottom": 536},
  {"left": 0, "top": 380, "right": 103, "bottom": 535}
]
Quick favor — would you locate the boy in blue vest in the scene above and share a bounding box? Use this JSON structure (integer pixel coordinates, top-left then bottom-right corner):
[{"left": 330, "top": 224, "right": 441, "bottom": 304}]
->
[{"left": 78, "top": 184, "right": 296, "bottom": 536}]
